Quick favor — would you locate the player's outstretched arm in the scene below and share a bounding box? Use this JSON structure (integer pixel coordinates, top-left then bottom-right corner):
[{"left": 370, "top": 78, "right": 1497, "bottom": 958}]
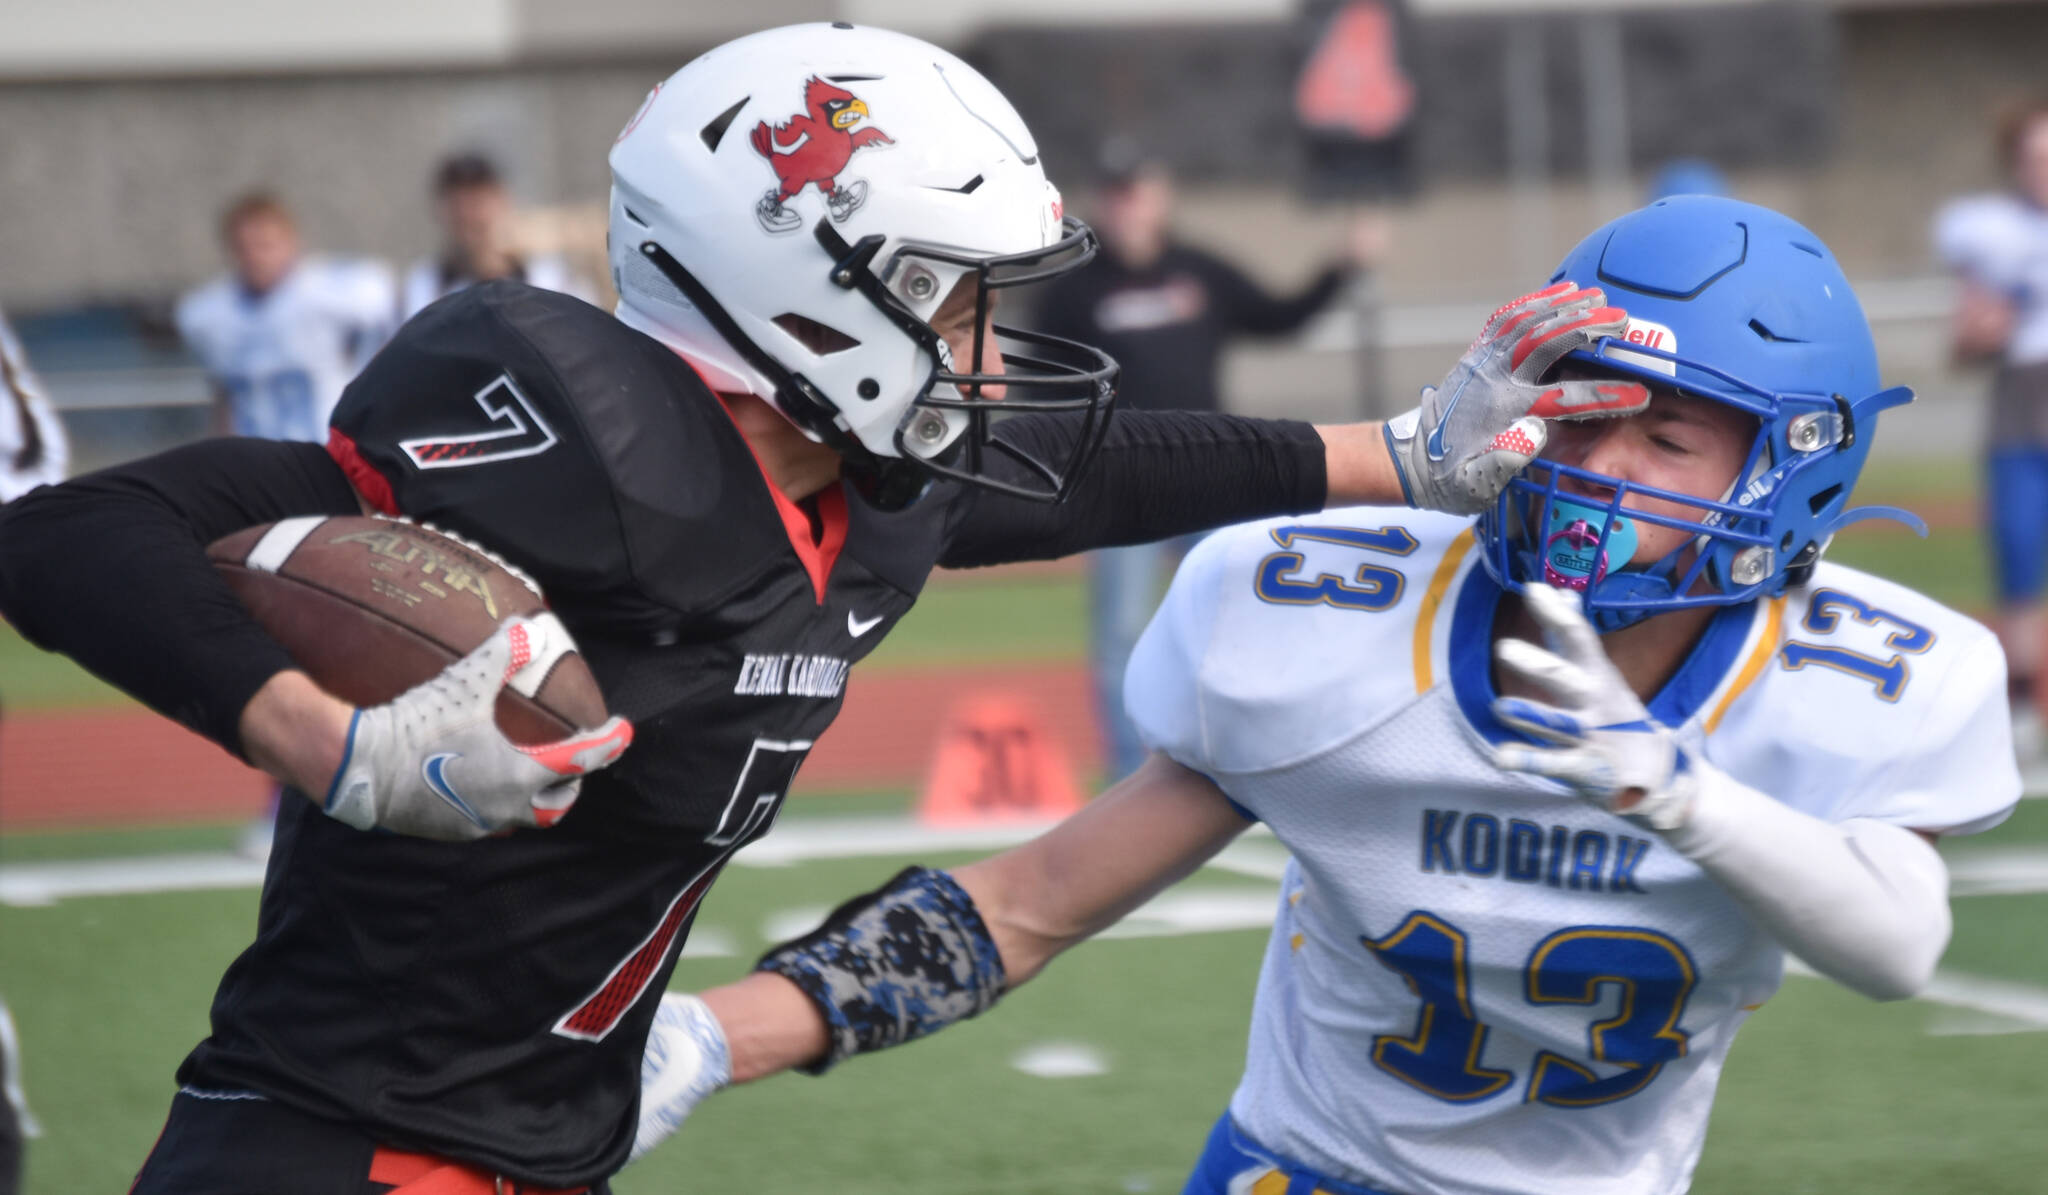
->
[
  {"left": 948, "top": 753, "right": 1254, "bottom": 983},
  {"left": 943, "top": 284, "right": 1648, "bottom": 571},
  {"left": 630, "top": 755, "right": 1250, "bottom": 1162}
]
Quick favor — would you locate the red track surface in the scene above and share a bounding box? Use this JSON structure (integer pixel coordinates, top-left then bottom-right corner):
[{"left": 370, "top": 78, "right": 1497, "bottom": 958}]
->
[{"left": 0, "top": 663, "right": 1101, "bottom": 830}]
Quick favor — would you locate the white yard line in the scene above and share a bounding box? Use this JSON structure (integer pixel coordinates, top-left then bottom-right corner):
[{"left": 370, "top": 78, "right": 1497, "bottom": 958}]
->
[
  {"left": 723, "top": 815, "right": 1060, "bottom": 866},
  {"left": 1944, "top": 847, "right": 2048, "bottom": 897},
  {"left": 1781, "top": 957, "right": 2048, "bottom": 1034},
  {"left": 0, "top": 818, "right": 1027, "bottom": 907},
  {"left": 6, "top": 824, "right": 2029, "bottom": 906},
  {"left": 0, "top": 817, "right": 1283, "bottom": 906},
  {"left": 0, "top": 852, "right": 265, "bottom": 907},
  {"left": 7, "top": 820, "right": 2046, "bottom": 1036}
]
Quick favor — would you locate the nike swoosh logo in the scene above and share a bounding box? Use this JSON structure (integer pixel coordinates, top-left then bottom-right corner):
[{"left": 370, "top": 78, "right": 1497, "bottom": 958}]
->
[
  {"left": 847, "top": 611, "right": 886, "bottom": 638},
  {"left": 421, "top": 753, "right": 485, "bottom": 828},
  {"left": 770, "top": 132, "right": 810, "bottom": 155},
  {"left": 1424, "top": 377, "right": 1470, "bottom": 463}
]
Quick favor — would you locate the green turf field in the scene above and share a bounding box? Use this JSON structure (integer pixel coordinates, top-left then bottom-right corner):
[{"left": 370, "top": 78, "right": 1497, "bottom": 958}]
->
[{"left": 4, "top": 802, "right": 2047, "bottom": 1194}]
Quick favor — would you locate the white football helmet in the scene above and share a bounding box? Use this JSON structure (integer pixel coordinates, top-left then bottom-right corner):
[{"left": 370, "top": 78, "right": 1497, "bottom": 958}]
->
[{"left": 608, "top": 22, "right": 1118, "bottom": 508}]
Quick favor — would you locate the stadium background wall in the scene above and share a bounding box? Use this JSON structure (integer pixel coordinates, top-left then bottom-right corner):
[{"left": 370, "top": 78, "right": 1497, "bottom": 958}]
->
[{"left": 0, "top": 2, "right": 2038, "bottom": 313}]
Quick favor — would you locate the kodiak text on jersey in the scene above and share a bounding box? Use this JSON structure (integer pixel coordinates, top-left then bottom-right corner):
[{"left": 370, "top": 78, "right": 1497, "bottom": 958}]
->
[{"left": 1419, "top": 809, "right": 1652, "bottom": 894}]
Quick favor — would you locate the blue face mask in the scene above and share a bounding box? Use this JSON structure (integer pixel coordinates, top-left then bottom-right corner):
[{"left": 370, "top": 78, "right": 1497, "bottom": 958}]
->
[{"left": 1542, "top": 495, "right": 1640, "bottom": 590}]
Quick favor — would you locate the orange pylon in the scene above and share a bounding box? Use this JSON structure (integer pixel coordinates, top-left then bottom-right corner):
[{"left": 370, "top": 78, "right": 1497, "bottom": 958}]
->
[{"left": 916, "top": 693, "right": 1083, "bottom": 826}]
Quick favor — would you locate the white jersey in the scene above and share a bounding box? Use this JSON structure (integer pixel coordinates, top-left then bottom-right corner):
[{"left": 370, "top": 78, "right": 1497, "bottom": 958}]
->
[
  {"left": 176, "top": 257, "right": 396, "bottom": 443},
  {"left": 0, "top": 311, "right": 69, "bottom": 503},
  {"left": 1934, "top": 193, "right": 2048, "bottom": 365},
  {"left": 1127, "top": 508, "right": 2018, "bottom": 1195},
  {"left": 398, "top": 254, "right": 592, "bottom": 320}
]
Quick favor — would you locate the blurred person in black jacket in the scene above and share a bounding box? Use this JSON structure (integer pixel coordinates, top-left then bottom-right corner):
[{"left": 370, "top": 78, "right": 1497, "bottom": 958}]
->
[{"left": 1034, "top": 142, "right": 1386, "bottom": 781}]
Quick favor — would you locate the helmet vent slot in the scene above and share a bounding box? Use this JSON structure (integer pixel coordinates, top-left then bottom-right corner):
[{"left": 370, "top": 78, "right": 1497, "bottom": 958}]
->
[
  {"left": 1747, "top": 318, "right": 1803, "bottom": 344},
  {"left": 1792, "top": 241, "right": 1825, "bottom": 258},
  {"left": 700, "top": 96, "right": 750, "bottom": 152},
  {"left": 621, "top": 206, "right": 649, "bottom": 229},
  {"left": 773, "top": 313, "right": 861, "bottom": 356},
  {"left": 1808, "top": 483, "right": 1843, "bottom": 515},
  {"left": 828, "top": 74, "right": 884, "bottom": 83}
]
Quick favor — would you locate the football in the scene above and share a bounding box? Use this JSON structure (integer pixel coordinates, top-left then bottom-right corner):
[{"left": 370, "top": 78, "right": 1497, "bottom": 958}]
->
[{"left": 207, "top": 515, "right": 608, "bottom": 743}]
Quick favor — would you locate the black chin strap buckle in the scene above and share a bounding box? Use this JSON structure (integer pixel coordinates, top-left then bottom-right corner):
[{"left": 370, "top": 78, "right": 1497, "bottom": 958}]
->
[{"left": 818, "top": 223, "right": 885, "bottom": 289}]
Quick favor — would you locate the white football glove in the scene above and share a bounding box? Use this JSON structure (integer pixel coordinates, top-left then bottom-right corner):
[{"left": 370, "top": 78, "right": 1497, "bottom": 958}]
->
[
  {"left": 1385, "top": 282, "right": 1651, "bottom": 515},
  {"left": 629, "top": 993, "right": 733, "bottom": 1164},
  {"left": 1489, "top": 583, "right": 1698, "bottom": 832},
  {"left": 323, "top": 614, "right": 633, "bottom": 841}
]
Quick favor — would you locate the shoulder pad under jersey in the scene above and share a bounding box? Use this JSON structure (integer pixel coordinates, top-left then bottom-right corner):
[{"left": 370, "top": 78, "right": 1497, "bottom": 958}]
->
[
  {"left": 1704, "top": 560, "right": 2019, "bottom": 835},
  {"left": 1125, "top": 505, "right": 1475, "bottom": 775},
  {"left": 327, "top": 282, "right": 768, "bottom": 617}
]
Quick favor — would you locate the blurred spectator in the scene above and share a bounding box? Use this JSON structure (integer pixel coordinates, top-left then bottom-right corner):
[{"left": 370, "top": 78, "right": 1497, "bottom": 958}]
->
[
  {"left": 1934, "top": 96, "right": 2048, "bottom": 761},
  {"left": 0, "top": 305, "right": 60, "bottom": 1195},
  {"left": 176, "top": 192, "right": 395, "bottom": 443},
  {"left": 0, "top": 310, "right": 68, "bottom": 504},
  {"left": 0, "top": 996, "right": 31, "bottom": 1195},
  {"left": 400, "top": 153, "right": 594, "bottom": 318},
  {"left": 176, "top": 193, "right": 393, "bottom": 860},
  {"left": 1034, "top": 142, "right": 1385, "bottom": 781},
  {"left": 1646, "top": 158, "right": 1729, "bottom": 202}
]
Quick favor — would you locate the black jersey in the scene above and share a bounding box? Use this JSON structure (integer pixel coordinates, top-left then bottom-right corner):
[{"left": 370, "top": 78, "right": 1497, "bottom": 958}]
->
[
  {"left": 0, "top": 282, "right": 1326, "bottom": 1187},
  {"left": 187, "top": 283, "right": 975, "bottom": 1182}
]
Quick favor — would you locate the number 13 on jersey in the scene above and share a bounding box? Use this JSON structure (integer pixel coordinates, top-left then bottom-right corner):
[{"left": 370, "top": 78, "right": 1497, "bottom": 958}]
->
[{"left": 1363, "top": 911, "right": 1697, "bottom": 1108}]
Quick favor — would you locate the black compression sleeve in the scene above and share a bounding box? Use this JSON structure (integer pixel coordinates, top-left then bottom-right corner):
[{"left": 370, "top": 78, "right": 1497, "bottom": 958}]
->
[
  {"left": 0, "top": 437, "right": 360, "bottom": 757},
  {"left": 939, "top": 410, "right": 1327, "bottom": 568}
]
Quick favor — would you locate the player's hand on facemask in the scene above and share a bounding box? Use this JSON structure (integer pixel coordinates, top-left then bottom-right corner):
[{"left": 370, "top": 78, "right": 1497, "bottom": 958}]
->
[
  {"left": 629, "top": 993, "right": 734, "bottom": 1164},
  {"left": 1487, "top": 583, "right": 1698, "bottom": 832},
  {"left": 1384, "top": 282, "right": 1650, "bottom": 515},
  {"left": 323, "top": 614, "right": 634, "bottom": 841}
]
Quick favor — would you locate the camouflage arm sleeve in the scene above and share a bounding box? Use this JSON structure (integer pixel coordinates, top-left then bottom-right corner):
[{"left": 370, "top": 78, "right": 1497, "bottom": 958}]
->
[{"left": 755, "top": 866, "right": 1007, "bottom": 1074}]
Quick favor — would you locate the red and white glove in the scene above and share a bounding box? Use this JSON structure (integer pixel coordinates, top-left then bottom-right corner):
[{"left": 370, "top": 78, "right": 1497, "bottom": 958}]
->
[
  {"left": 1384, "top": 282, "right": 1651, "bottom": 515},
  {"left": 323, "top": 614, "right": 633, "bottom": 841}
]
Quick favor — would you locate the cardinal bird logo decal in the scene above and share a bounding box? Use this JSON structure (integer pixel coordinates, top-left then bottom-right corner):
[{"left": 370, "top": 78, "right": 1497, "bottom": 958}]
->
[{"left": 750, "top": 77, "right": 894, "bottom": 234}]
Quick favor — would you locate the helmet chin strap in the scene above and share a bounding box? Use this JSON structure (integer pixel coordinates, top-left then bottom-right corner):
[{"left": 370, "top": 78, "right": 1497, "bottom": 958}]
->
[{"left": 634, "top": 239, "right": 931, "bottom": 511}]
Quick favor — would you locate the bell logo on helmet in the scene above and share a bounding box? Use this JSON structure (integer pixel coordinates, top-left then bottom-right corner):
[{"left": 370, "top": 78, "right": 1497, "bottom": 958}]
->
[
  {"left": 749, "top": 77, "right": 895, "bottom": 234},
  {"left": 1611, "top": 316, "right": 1678, "bottom": 377}
]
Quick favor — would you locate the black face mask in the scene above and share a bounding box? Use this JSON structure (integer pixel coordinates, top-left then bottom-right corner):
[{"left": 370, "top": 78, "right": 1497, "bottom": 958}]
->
[{"left": 637, "top": 215, "right": 1120, "bottom": 513}]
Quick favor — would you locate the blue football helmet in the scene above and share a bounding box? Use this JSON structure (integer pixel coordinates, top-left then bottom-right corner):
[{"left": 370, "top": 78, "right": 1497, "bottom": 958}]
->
[{"left": 1475, "top": 195, "right": 1924, "bottom": 629}]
